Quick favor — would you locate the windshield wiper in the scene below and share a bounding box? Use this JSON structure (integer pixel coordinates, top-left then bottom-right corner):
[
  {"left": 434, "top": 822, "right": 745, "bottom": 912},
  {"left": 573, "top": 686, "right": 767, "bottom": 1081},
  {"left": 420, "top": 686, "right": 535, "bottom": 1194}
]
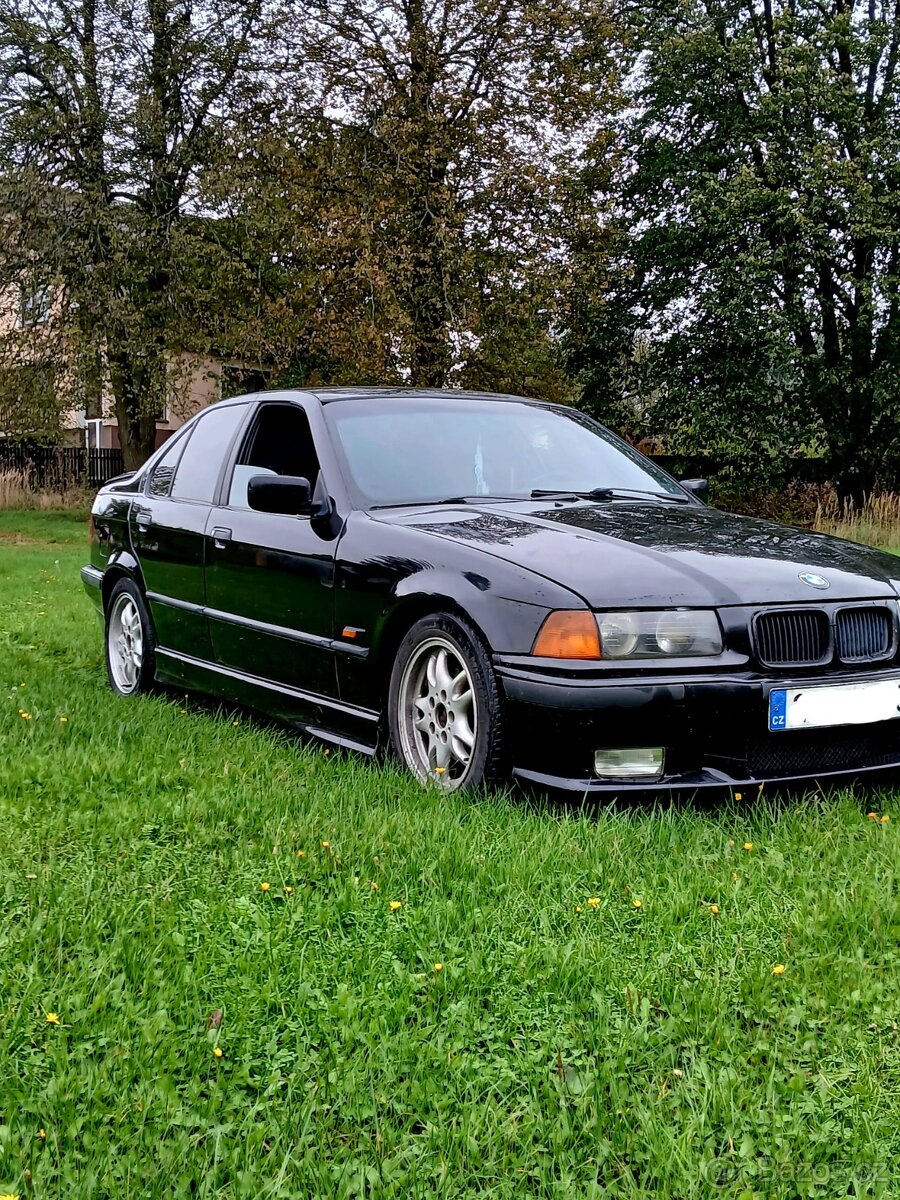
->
[
  {"left": 370, "top": 495, "right": 524, "bottom": 510},
  {"left": 530, "top": 487, "right": 690, "bottom": 504}
]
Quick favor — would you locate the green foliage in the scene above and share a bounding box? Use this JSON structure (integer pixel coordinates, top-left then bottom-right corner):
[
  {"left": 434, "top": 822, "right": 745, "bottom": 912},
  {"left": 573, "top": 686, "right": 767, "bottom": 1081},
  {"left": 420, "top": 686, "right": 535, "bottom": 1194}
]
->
[
  {"left": 0, "top": 0, "right": 619, "bottom": 466},
  {"left": 0, "top": 0, "right": 273, "bottom": 465},
  {"left": 0, "top": 514, "right": 899, "bottom": 1195},
  {"left": 568, "top": 0, "right": 900, "bottom": 499}
]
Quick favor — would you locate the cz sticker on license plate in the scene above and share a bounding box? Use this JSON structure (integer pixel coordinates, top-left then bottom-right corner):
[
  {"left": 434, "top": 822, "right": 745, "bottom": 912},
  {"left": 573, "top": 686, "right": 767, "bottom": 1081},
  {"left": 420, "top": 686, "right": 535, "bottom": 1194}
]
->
[{"left": 768, "top": 678, "right": 900, "bottom": 732}]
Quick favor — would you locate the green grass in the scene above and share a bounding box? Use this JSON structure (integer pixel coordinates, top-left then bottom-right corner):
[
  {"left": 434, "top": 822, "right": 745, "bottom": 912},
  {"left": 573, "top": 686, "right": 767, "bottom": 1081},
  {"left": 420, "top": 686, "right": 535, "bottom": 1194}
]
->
[{"left": 1, "top": 514, "right": 899, "bottom": 1199}]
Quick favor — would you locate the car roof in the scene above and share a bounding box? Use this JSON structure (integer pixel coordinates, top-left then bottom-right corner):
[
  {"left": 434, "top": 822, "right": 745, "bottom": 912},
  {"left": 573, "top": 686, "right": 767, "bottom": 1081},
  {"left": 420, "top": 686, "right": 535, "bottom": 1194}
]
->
[{"left": 306, "top": 386, "right": 547, "bottom": 406}]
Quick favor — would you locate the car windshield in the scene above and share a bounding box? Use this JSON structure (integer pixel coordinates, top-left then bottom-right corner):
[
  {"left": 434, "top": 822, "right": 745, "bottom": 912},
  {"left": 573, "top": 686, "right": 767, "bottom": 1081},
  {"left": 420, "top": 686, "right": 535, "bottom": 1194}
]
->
[{"left": 325, "top": 397, "right": 685, "bottom": 507}]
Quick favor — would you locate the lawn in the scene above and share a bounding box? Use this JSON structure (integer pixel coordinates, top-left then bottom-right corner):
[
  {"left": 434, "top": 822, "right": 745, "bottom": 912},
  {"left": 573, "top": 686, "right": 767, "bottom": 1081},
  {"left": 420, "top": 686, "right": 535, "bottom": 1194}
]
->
[{"left": 1, "top": 510, "right": 899, "bottom": 1199}]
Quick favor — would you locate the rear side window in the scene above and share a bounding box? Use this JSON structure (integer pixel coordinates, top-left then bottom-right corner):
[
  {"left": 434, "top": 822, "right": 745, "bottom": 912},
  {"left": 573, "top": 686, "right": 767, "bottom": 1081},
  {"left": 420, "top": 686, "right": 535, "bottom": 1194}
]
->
[
  {"left": 147, "top": 434, "right": 187, "bottom": 497},
  {"left": 170, "top": 404, "right": 246, "bottom": 503}
]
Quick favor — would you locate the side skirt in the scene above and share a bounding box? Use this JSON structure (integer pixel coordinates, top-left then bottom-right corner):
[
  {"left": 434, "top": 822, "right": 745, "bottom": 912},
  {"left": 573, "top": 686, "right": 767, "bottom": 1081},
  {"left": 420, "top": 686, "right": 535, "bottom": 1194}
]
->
[{"left": 155, "top": 647, "right": 380, "bottom": 756}]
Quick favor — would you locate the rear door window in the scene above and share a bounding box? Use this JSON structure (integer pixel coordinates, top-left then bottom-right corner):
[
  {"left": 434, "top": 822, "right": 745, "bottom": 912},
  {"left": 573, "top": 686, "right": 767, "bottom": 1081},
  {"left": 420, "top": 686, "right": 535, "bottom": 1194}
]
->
[{"left": 170, "top": 404, "right": 247, "bottom": 504}]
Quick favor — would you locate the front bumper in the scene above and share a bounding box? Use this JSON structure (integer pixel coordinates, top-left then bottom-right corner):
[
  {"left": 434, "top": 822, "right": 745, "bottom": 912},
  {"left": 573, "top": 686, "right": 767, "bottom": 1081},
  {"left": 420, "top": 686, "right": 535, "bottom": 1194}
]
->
[{"left": 496, "top": 659, "right": 900, "bottom": 794}]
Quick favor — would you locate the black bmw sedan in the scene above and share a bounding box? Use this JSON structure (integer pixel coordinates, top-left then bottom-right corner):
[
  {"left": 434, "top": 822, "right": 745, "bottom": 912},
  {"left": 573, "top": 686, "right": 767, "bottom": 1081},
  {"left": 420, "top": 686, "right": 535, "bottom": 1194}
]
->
[{"left": 82, "top": 387, "right": 900, "bottom": 794}]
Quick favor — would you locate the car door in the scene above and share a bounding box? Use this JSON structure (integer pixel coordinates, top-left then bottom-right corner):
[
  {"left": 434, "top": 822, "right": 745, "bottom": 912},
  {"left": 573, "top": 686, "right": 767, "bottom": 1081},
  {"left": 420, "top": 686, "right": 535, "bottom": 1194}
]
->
[
  {"left": 204, "top": 399, "right": 340, "bottom": 701},
  {"left": 129, "top": 402, "right": 250, "bottom": 659}
]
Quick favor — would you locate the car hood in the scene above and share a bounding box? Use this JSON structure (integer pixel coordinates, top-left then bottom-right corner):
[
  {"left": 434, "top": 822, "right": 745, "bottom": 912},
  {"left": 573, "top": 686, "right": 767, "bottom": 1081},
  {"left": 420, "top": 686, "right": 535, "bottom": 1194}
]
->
[{"left": 383, "top": 501, "right": 900, "bottom": 607}]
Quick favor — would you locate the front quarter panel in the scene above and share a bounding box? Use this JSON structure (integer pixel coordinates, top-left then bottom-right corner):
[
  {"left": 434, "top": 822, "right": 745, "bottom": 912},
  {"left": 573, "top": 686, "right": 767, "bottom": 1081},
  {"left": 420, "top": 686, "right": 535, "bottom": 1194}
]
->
[{"left": 333, "top": 512, "right": 584, "bottom": 711}]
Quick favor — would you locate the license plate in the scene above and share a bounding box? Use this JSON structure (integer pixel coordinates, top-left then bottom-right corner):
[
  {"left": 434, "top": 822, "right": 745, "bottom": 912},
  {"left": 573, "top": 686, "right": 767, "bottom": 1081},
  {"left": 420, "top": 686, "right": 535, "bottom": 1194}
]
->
[{"left": 768, "top": 678, "right": 900, "bottom": 732}]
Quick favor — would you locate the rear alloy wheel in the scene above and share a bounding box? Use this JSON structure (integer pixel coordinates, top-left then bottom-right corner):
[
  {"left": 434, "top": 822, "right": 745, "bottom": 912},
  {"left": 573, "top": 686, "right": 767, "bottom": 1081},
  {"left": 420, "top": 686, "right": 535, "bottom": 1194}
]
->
[
  {"left": 388, "top": 613, "right": 505, "bottom": 791},
  {"left": 105, "top": 579, "right": 157, "bottom": 696}
]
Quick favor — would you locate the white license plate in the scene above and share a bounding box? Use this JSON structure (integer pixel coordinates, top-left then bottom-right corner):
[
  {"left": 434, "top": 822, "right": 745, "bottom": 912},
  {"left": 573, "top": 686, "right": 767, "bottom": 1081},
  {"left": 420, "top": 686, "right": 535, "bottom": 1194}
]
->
[{"left": 768, "top": 678, "right": 900, "bottom": 732}]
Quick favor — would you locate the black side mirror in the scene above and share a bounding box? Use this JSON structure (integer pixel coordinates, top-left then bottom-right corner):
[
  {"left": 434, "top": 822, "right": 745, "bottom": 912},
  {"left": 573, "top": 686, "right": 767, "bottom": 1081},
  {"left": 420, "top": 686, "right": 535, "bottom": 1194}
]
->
[
  {"left": 248, "top": 474, "right": 314, "bottom": 516},
  {"left": 680, "top": 477, "right": 709, "bottom": 500}
]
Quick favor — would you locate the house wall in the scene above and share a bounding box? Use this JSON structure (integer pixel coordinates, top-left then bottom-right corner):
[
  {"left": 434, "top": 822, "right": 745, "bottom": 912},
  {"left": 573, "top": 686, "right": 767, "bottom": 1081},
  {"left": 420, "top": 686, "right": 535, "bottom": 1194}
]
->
[
  {"left": 84, "top": 354, "right": 224, "bottom": 449},
  {"left": 1, "top": 283, "right": 268, "bottom": 448}
]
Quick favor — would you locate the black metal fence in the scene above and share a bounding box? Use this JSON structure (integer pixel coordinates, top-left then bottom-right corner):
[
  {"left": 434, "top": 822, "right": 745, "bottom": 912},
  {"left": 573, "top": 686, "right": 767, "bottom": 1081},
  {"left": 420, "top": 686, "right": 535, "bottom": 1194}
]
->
[
  {"left": 0, "top": 440, "right": 833, "bottom": 494},
  {"left": 0, "top": 442, "right": 125, "bottom": 489}
]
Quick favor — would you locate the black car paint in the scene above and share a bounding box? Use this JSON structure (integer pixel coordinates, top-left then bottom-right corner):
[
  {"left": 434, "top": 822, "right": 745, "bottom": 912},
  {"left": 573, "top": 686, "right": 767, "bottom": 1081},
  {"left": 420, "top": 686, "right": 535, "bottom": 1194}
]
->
[{"left": 83, "top": 386, "right": 900, "bottom": 793}]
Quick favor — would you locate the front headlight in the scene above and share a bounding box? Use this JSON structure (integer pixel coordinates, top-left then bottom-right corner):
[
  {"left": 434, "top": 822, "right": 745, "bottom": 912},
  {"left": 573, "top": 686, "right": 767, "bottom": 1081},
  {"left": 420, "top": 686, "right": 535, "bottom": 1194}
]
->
[{"left": 597, "top": 610, "right": 722, "bottom": 659}]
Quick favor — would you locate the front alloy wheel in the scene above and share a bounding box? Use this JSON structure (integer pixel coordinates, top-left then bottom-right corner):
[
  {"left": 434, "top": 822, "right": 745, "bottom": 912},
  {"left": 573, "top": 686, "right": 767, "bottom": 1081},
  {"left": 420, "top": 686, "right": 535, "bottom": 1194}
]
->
[{"left": 388, "top": 613, "right": 505, "bottom": 791}]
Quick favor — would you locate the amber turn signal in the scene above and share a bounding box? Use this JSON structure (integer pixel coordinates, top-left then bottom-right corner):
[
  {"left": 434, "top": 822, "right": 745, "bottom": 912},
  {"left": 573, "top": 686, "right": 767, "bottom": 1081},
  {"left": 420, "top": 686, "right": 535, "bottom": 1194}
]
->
[{"left": 532, "top": 610, "right": 601, "bottom": 659}]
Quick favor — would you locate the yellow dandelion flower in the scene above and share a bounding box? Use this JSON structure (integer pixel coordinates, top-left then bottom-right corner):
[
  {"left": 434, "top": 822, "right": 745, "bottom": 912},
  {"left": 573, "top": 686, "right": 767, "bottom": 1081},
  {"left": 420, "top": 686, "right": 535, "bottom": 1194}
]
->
[
  {"left": 0, "top": 1192, "right": 21, "bottom": 1200},
  {"left": 214, "top": 1046, "right": 223, "bottom": 1058},
  {"left": 45, "top": 1012, "right": 60, "bottom": 1025},
  {"left": 586, "top": 897, "right": 601, "bottom": 909},
  {"left": 284, "top": 886, "right": 294, "bottom": 895},
  {"left": 20, "top": 711, "right": 31, "bottom": 720},
  {"left": 710, "top": 904, "right": 720, "bottom": 915},
  {"left": 868, "top": 812, "right": 879, "bottom": 821},
  {"left": 433, "top": 962, "right": 443, "bottom": 972},
  {"left": 743, "top": 842, "right": 754, "bottom": 851},
  {"left": 321, "top": 840, "right": 331, "bottom": 850},
  {"left": 632, "top": 898, "right": 642, "bottom": 909},
  {"left": 296, "top": 850, "right": 306, "bottom": 858},
  {"left": 575, "top": 904, "right": 583, "bottom": 912},
  {"left": 389, "top": 900, "right": 402, "bottom": 911},
  {"left": 734, "top": 791, "right": 743, "bottom": 800},
  {"left": 772, "top": 963, "right": 786, "bottom": 976},
  {"left": 58, "top": 716, "right": 67, "bottom": 723},
  {"left": 324, "top": 748, "right": 331, "bottom": 756},
  {"left": 232, "top": 720, "right": 240, "bottom": 727},
  {"left": 259, "top": 881, "right": 270, "bottom": 893},
  {"left": 731, "top": 872, "right": 739, "bottom": 882},
  {"left": 881, "top": 814, "right": 890, "bottom": 824},
  {"left": 38, "top": 1128, "right": 46, "bottom": 1140},
  {"left": 434, "top": 767, "right": 446, "bottom": 775}
]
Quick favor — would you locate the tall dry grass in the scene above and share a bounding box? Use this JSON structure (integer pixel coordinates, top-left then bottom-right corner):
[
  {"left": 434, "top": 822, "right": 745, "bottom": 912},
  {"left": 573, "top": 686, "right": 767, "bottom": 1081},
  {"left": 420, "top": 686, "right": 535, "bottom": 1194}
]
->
[
  {"left": 0, "top": 469, "right": 88, "bottom": 510},
  {"left": 813, "top": 492, "right": 900, "bottom": 549}
]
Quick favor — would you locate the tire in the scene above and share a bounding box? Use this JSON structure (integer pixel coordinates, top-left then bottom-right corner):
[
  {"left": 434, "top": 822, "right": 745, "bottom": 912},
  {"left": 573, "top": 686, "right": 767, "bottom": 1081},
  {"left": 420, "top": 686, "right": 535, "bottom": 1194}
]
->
[
  {"left": 388, "top": 612, "right": 506, "bottom": 791},
  {"left": 104, "top": 578, "right": 157, "bottom": 696}
]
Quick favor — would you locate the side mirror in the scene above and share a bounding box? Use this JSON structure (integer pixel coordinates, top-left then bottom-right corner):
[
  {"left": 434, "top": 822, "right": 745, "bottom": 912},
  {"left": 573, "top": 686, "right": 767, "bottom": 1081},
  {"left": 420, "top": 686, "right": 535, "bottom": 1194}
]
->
[
  {"left": 680, "top": 477, "right": 708, "bottom": 500},
  {"left": 248, "top": 474, "right": 313, "bottom": 516}
]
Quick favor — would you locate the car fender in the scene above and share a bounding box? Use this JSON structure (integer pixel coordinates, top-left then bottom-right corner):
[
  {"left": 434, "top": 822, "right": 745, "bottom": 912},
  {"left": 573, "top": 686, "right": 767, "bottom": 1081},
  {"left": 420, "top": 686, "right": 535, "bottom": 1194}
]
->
[{"left": 384, "top": 565, "right": 584, "bottom": 655}]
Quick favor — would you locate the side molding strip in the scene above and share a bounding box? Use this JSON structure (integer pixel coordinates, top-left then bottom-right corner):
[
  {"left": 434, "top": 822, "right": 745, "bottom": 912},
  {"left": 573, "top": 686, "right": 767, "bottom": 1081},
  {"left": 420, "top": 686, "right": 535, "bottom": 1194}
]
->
[
  {"left": 155, "top": 647, "right": 380, "bottom": 724},
  {"left": 146, "top": 590, "right": 369, "bottom": 658}
]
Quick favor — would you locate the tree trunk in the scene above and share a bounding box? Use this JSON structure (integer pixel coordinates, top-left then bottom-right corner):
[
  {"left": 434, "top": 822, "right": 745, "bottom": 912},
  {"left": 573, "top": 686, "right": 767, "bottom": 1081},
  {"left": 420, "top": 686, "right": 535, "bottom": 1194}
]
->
[
  {"left": 829, "top": 383, "right": 878, "bottom": 508},
  {"left": 406, "top": 163, "right": 452, "bottom": 387},
  {"left": 108, "top": 346, "right": 164, "bottom": 469}
]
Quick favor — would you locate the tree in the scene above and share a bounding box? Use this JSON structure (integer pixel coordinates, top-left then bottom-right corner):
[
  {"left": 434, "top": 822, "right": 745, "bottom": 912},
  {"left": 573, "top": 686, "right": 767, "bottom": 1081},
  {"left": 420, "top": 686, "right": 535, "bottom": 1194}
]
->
[
  {"left": 0, "top": 0, "right": 268, "bottom": 467},
  {"left": 568, "top": 0, "right": 900, "bottom": 500},
  {"left": 281, "top": 0, "right": 618, "bottom": 389}
]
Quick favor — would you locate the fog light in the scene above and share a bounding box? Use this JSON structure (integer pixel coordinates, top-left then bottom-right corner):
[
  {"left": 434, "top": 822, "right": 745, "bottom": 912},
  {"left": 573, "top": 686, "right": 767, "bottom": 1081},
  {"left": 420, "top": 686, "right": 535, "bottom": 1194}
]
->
[{"left": 594, "top": 747, "right": 665, "bottom": 780}]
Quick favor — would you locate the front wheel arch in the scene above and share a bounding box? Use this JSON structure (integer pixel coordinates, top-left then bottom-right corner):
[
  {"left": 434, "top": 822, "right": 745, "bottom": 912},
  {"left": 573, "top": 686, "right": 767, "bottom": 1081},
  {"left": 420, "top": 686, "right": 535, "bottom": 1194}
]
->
[{"left": 375, "top": 595, "right": 494, "bottom": 700}]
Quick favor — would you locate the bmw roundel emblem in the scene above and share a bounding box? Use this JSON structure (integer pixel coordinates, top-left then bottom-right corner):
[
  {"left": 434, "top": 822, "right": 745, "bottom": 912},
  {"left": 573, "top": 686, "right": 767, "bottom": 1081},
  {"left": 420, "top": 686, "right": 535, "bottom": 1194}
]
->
[{"left": 799, "top": 572, "right": 829, "bottom": 590}]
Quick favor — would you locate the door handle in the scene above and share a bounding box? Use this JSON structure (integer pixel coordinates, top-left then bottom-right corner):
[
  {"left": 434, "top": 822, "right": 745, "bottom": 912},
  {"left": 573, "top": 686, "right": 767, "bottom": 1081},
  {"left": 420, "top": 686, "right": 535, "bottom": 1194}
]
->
[
  {"left": 134, "top": 507, "right": 152, "bottom": 533},
  {"left": 211, "top": 527, "right": 232, "bottom": 549}
]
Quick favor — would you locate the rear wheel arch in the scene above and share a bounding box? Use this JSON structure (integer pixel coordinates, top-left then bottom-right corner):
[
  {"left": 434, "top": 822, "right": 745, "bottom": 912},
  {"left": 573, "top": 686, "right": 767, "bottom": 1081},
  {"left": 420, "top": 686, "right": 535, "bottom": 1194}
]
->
[{"left": 101, "top": 560, "right": 146, "bottom": 613}]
